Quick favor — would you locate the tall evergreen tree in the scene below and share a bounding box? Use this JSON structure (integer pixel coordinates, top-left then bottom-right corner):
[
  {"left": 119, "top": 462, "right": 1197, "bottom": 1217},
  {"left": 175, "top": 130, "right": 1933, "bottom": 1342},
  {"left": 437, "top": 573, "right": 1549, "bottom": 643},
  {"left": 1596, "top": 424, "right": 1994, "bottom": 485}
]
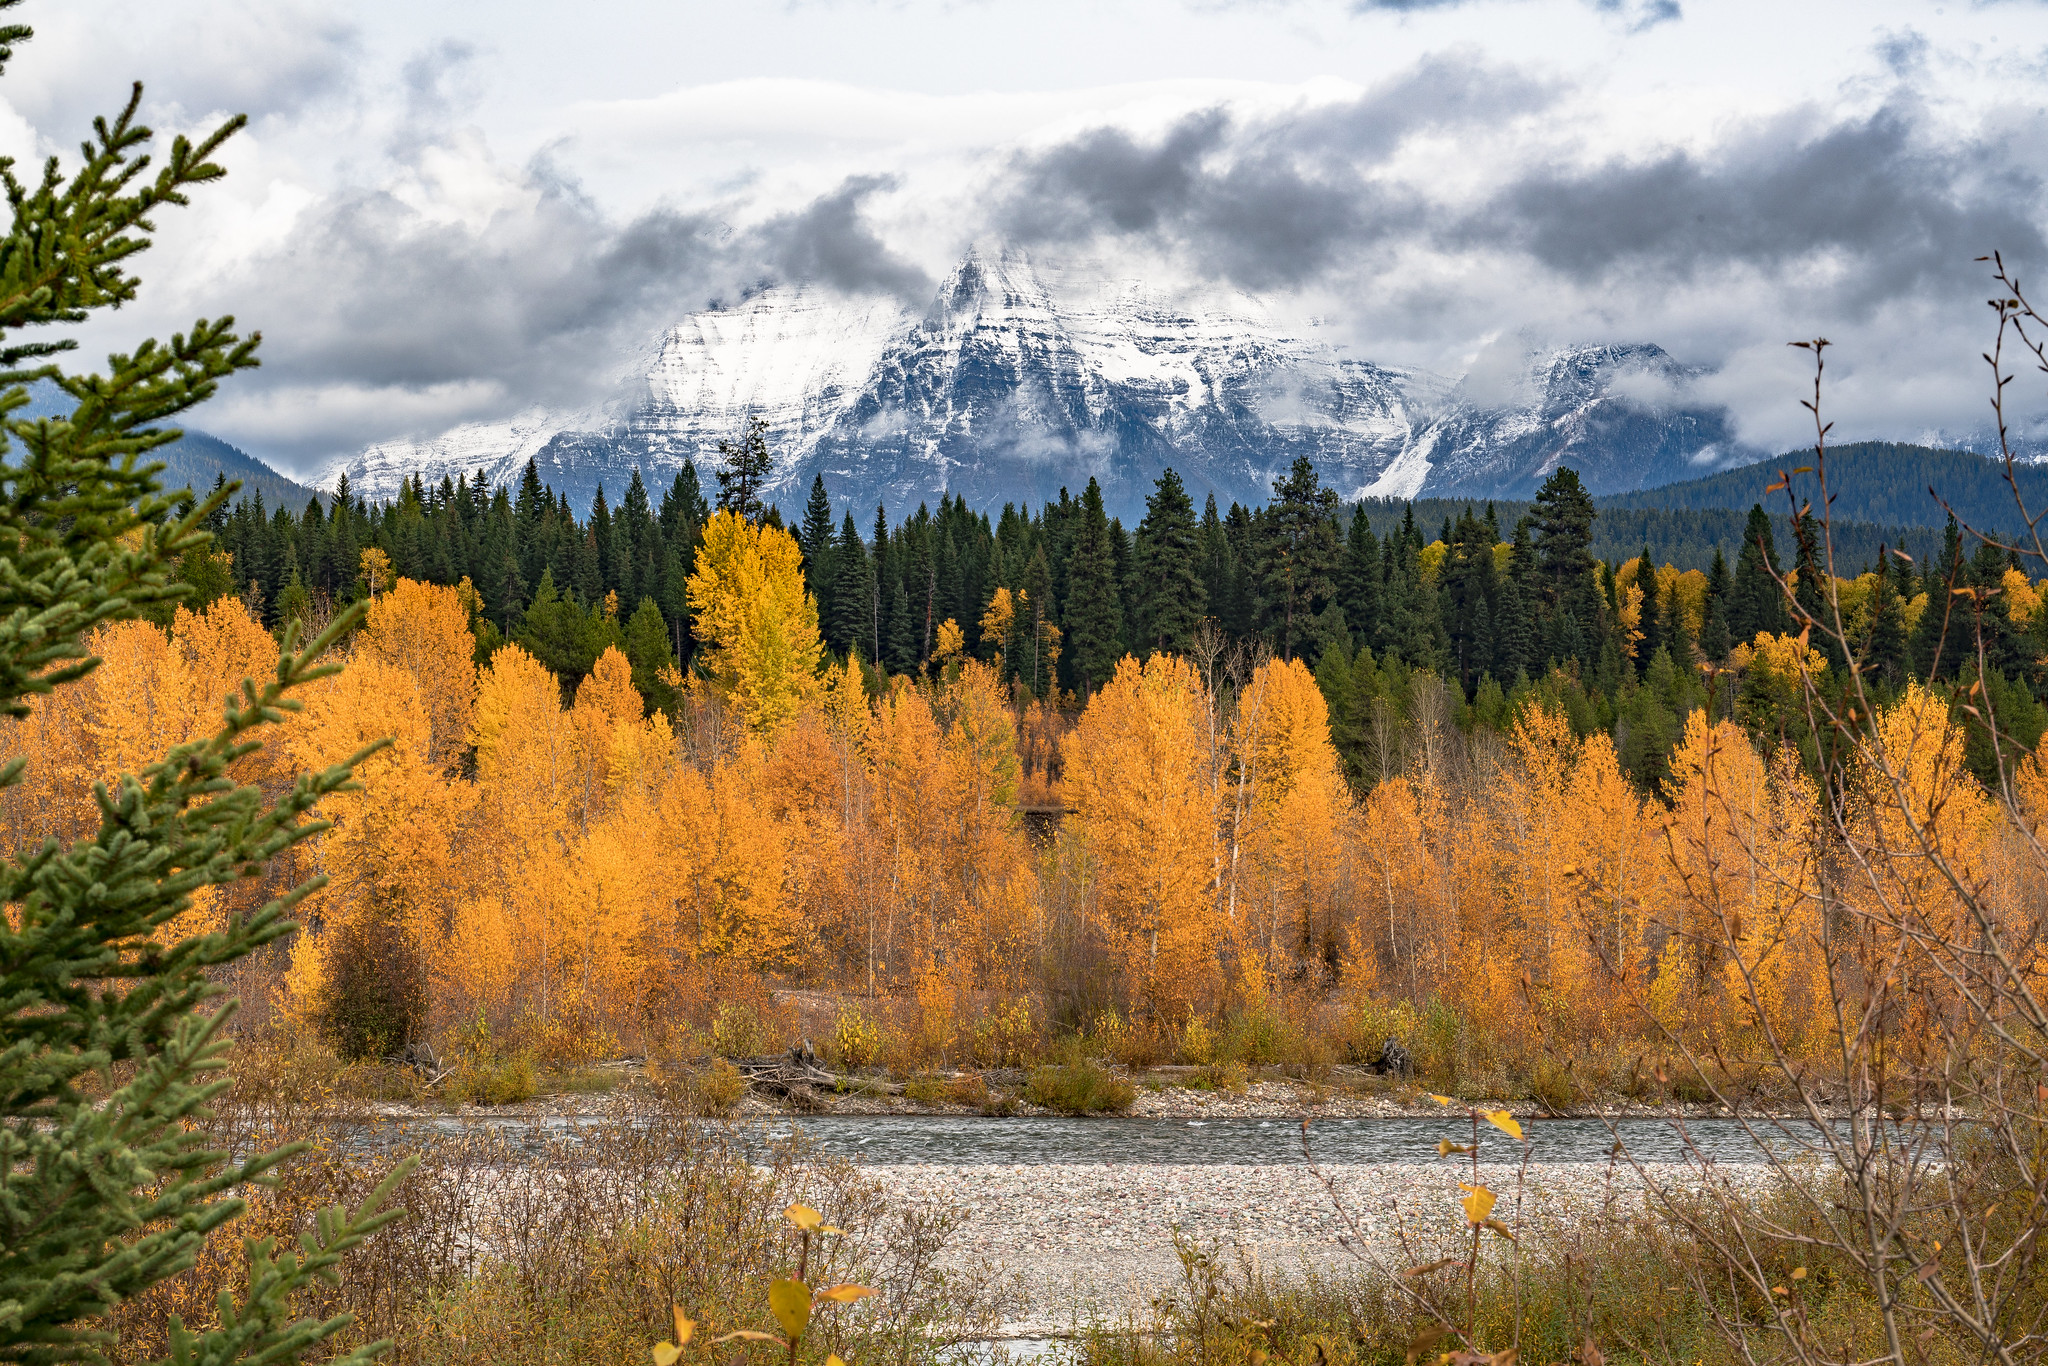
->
[
  {"left": 1259, "top": 456, "right": 1341, "bottom": 659},
  {"left": 1065, "top": 478, "right": 1125, "bottom": 693},
  {"left": 1728, "top": 503, "right": 1789, "bottom": 645},
  {"left": 714, "top": 416, "right": 773, "bottom": 522},
  {"left": 0, "top": 37, "right": 408, "bottom": 1364},
  {"left": 1130, "top": 467, "right": 1205, "bottom": 652},
  {"left": 1699, "top": 547, "right": 1733, "bottom": 661},
  {"left": 1862, "top": 544, "right": 1908, "bottom": 689},
  {"left": 799, "top": 474, "right": 836, "bottom": 623},
  {"left": 831, "top": 512, "right": 873, "bottom": 659},
  {"left": 1341, "top": 505, "right": 1382, "bottom": 647},
  {"left": 1912, "top": 516, "right": 1968, "bottom": 681},
  {"left": 1529, "top": 468, "right": 1604, "bottom": 668}
]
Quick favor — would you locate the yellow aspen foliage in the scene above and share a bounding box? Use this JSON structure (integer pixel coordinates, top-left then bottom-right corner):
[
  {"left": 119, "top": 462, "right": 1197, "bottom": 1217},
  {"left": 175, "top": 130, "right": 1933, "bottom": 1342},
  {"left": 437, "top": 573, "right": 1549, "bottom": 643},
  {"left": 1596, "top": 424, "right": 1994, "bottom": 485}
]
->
[
  {"left": 934, "top": 618, "right": 964, "bottom": 661},
  {"left": 686, "top": 509, "right": 823, "bottom": 733},
  {"left": 979, "top": 588, "right": 1016, "bottom": 665},
  {"left": 656, "top": 753, "right": 798, "bottom": 967},
  {"left": 1063, "top": 654, "right": 1222, "bottom": 1017},
  {"left": 471, "top": 642, "right": 580, "bottom": 841},
  {"left": 358, "top": 546, "right": 394, "bottom": 597},
  {"left": 570, "top": 645, "right": 673, "bottom": 813},
  {"left": 2003, "top": 567, "right": 2042, "bottom": 625},
  {"left": 1238, "top": 657, "right": 1351, "bottom": 966},
  {"left": 821, "top": 653, "right": 872, "bottom": 748},
  {"left": 1657, "top": 710, "right": 1824, "bottom": 1053},
  {"left": 1851, "top": 684, "right": 1994, "bottom": 928},
  {"left": 362, "top": 577, "right": 478, "bottom": 769},
  {"left": 286, "top": 652, "right": 477, "bottom": 1016}
]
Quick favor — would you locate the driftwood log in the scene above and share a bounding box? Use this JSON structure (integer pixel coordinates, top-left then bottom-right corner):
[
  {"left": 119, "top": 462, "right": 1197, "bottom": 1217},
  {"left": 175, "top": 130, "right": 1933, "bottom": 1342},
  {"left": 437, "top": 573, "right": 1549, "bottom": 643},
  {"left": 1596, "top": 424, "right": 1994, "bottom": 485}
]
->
[{"left": 731, "top": 1040, "right": 902, "bottom": 1096}]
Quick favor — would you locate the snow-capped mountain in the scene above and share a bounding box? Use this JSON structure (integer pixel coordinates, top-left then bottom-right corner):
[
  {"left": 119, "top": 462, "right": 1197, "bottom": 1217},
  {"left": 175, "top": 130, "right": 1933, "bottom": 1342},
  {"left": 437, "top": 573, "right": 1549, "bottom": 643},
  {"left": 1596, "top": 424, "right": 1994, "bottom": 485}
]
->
[{"left": 319, "top": 247, "right": 1752, "bottom": 519}]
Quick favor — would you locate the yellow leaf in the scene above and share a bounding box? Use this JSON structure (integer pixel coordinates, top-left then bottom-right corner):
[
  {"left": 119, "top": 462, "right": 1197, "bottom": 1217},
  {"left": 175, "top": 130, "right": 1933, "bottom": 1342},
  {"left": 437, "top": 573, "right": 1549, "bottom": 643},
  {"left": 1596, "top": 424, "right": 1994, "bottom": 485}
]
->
[
  {"left": 817, "top": 1284, "right": 878, "bottom": 1303},
  {"left": 784, "top": 1203, "right": 824, "bottom": 1231},
  {"left": 1438, "top": 1139, "right": 1472, "bottom": 1156},
  {"left": 1790, "top": 1267, "right": 1806, "bottom": 1281},
  {"left": 1482, "top": 1111, "right": 1523, "bottom": 1140},
  {"left": 820, "top": 1225, "right": 847, "bottom": 1235},
  {"left": 1484, "top": 1217, "right": 1516, "bottom": 1241},
  {"left": 768, "top": 1279, "right": 812, "bottom": 1340},
  {"left": 652, "top": 1344, "right": 681, "bottom": 1366},
  {"left": 828, "top": 1358, "right": 847, "bottom": 1366},
  {"left": 1460, "top": 1183, "right": 1497, "bottom": 1225},
  {"left": 1429, "top": 1094, "right": 1455, "bottom": 1106},
  {"left": 673, "top": 1308, "right": 696, "bottom": 1346}
]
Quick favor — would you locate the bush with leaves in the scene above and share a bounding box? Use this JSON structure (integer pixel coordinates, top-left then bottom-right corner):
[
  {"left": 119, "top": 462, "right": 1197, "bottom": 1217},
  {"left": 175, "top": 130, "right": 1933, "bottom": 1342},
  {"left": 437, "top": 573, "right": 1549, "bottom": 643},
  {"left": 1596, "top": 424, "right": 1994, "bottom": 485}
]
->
[{"left": 0, "top": 8, "right": 404, "bottom": 1363}]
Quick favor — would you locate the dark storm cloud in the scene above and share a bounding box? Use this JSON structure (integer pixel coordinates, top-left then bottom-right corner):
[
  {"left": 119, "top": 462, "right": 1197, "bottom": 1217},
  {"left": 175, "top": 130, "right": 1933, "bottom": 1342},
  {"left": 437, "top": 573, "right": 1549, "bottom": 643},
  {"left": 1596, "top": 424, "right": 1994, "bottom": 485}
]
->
[
  {"left": 997, "top": 57, "right": 1551, "bottom": 287},
  {"left": 1475, "top": 102, "right": 2048, "bottom": 309},
  {"left": 759, "top": 174, "right": 931, "bottom": 299},
  {"left": 221, "top": 143, "right": 928, "bottom": 460},
  {"left": 997, "top": 70, "right": 2046, "bottom": 328}
]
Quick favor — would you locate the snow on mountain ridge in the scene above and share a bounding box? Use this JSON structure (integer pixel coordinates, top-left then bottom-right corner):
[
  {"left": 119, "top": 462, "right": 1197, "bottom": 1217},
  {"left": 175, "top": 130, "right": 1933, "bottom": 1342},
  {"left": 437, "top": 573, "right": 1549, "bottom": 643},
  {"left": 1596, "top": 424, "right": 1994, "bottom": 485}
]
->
[{"left": 318, "top": 247, "right": 1749, "bottom": 518}]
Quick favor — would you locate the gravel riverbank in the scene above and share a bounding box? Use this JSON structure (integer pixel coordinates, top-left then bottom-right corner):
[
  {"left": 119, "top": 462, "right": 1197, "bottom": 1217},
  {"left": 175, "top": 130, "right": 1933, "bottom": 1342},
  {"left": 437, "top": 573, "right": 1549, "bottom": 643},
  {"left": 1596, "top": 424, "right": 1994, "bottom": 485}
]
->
[{"left": 870, "top": 1159, "right": 1774, "bottom": 1335}]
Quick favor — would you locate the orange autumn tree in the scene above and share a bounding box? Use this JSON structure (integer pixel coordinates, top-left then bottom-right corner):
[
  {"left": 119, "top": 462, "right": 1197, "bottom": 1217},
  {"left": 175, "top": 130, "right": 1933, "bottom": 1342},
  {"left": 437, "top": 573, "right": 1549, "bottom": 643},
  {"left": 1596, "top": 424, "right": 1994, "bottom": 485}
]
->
[
  {"left": 1235, "top": 656, "right": 1353, "bottom": 970},
  {"left": 1064, "top": 653, "right": 1223, "bottom": 1019}
]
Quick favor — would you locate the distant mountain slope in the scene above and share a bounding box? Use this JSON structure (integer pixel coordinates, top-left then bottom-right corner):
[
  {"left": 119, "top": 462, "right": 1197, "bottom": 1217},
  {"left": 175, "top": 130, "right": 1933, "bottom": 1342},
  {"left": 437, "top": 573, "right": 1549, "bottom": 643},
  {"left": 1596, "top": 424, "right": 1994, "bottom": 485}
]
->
[
  {"left": 1600, "top": 442, "right": 2048, "bottom": 537},
  {"left": 152, "top": 430, "right": 323, "bottom": 511},
  {"left": 9, "top": 379, "right": 321, "bottom": 510},
  {"left": 322, "top": 247, "right": 1757, "bottom": 521}
]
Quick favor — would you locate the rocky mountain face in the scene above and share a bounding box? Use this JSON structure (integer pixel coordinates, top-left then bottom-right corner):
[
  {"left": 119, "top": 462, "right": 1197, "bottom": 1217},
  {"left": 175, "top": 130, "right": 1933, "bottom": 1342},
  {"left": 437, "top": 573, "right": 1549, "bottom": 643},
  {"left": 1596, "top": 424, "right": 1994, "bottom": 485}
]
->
[{"left": 321, "top": 248, "right": 1753, "bottom": 520}]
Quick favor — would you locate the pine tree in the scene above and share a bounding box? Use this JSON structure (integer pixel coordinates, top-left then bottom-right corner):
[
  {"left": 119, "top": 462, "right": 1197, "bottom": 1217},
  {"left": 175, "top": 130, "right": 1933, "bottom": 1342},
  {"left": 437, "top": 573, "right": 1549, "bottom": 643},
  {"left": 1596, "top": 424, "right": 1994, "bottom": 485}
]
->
[
  {"left": 1341, "top": 505, "right": 1382, "bottom": 646},
  {"left": 799, "top": 474, "right": 836, "bottom": 623},
  {"left": 715, "top": 416, "right": 773, "bottom": 522},
  {"left": 831, "top": 512, "right": 873, "bottom": 659},
  {"left": 0, "top": 33, "right": 406, "bottom": 1363},
  {"left": 1790, "top": 504, "right": 1842, "bottom": 669},
  {"left": 1022, "top": 544, "right": 1056, "bottom": 696},
  {"left": 1912, "top": 516, "right": 1967, "bottom": 681},
  {"left": 1862, "top": 543, "right": 1908, "bottom": 689},
  {"left": 1130, "top": 467, "right": 1205, "bottom": 652},
  {"left": 624, "top": 595, "right": 678, "bottom": 714},
  {"left": 1065, "top": 478, "right": 1126, "bottom": 693},
  {"left": 1699, "top": 546, "right": 1733, "bottom": 661},
  {"left": 1633, "top": 547, "right": 1660, "bottom": 667},
  {"left": 1531, "top": 467, "right": 1601, "bottom": 668},
  {"left": 1259, "top": 456, "right": 1341, "bottom": 660},
  {"left": 1729, "top": 503, "right": 1788, "bottom": 645},
  {"left": 1493, "top": 517, "right": 1536, "bottom": 679}
]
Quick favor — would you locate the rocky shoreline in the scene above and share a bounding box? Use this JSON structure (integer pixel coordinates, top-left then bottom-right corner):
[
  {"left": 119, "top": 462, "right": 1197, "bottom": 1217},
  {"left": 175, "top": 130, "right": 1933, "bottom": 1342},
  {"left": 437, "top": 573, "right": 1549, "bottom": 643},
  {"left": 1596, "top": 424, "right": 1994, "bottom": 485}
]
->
[{"left": 870, "top": 1158, "right": 1775, "bottom": 1336}]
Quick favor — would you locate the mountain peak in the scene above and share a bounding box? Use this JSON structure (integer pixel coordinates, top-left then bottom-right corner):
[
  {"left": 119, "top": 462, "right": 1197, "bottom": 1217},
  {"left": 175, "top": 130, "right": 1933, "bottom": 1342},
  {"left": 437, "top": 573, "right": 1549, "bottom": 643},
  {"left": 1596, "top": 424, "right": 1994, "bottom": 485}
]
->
[{"left": 319, "top": 248, "right": 1751, "bottom": 518}]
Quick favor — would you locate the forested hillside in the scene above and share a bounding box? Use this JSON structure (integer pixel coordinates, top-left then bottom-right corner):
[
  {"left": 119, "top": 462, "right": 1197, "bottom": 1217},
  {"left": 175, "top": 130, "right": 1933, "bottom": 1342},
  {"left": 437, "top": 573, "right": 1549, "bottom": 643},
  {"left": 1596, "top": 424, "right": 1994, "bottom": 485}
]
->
[{"left": 1601, "top": 441, "right": 2048, "bottom": 536}]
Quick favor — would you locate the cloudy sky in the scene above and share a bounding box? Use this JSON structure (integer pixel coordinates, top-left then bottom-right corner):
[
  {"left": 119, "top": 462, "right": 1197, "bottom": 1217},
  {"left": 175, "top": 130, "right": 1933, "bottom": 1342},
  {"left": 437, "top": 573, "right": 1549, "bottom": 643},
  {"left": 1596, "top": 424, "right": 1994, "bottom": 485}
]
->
[{"left": 6, "top": 0, "right": 2047, "bottom": 477}]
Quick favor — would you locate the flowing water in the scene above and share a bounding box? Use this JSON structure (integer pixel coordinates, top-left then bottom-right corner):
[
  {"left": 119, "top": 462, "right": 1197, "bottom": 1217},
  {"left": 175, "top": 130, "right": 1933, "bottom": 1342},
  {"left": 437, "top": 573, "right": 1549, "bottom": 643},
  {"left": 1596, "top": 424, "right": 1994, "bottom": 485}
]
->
[{"left": 359, "top": 1113, "right": 1832, "bottom": 1165}]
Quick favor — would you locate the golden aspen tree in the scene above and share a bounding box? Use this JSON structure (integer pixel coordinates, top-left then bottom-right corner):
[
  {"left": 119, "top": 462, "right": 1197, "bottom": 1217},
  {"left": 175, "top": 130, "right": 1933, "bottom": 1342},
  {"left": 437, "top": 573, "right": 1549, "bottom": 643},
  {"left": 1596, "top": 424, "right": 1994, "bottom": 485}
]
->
[
  {"left": 934, "top": 661, "right": 1036, "bottom": 985},
  {"left": 1239, "top": 656, "right": 1351, "bottom": 969},
  {"left": 1063, "top": 654, "right": 1222, "bottom": 1018},
  {"left": 362, "top": 576, "right": 478, "bottom": 769},
  {"left": 285, "top": 654, "right": 476, "bottom": 1050},
  {"left": 570, "top": 645, "right": 674, "bottom": 820},
  {"left": 686, "top": 509, "right": 823, "bottom": 733},
  {"left": 1654, "top": 710, "right": 1823, "bottom": 1053}
]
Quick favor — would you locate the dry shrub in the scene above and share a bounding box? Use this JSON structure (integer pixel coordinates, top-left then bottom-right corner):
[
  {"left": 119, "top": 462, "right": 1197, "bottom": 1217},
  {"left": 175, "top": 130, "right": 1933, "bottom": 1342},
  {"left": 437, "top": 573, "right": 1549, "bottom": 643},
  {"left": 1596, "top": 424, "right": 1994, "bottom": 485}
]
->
[
  {"left": 827, "top": 1001, "right": 886, "bottom": 1070},
  {"left": 971, "top": 995, "right": 1038, "bottom": 1068},
  {"left": 115, "top": 1075, "right": 1009, "bottom": 1366},
  {"left": 1025, "top": 1060, "right": 1136, "bottom": 1114}
]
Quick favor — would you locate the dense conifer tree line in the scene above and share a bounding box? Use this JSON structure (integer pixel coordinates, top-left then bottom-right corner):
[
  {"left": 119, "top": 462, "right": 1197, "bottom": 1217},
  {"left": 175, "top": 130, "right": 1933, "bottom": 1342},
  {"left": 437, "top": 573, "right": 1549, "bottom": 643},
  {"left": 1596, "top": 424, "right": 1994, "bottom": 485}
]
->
[{"left": 194, "top": 444, "right": 2048, "bottom": 794}]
